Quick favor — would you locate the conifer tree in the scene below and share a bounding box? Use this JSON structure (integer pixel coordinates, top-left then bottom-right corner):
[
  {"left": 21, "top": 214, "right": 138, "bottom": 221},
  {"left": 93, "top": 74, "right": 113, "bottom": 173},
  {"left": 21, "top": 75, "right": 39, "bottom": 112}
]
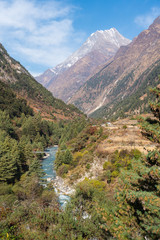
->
[
  {"left": 0, "top": 137, "right": 18, "bottom": 183},
  {"left": 98, "top": 83, "right": 160, "bottom": 240},
  {"left": 24, "top": 142, "right": 34, "bottom": 166},
  {"left": 140, "top": 83, "right": 160, "bottom": 142},
  {"left": 110, "top": 152, "right": 160, "bottom": 240},
  {"left": 111, "top": 84, "right": 160, "bottom": 239},
  {"left": 64, "top": 149, "right": 73, "bottom": 164},
  {"left": 28, "top": 157, "right": 44, "bottom": 178}
]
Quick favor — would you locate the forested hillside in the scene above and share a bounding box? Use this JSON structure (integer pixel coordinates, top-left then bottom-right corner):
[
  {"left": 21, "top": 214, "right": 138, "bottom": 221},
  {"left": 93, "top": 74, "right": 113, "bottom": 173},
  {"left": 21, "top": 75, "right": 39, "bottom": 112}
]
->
[
  {"left": 52, "top": 83, "right": 160, "bottom": 240},
  {"left": 0, "top": 73, "right": 160, "bottom": 239},
  {"left": 0, "top": 43, "right": 83, "bottom": 121},
  {"left": 0, "top": 80, "right": 87, "bottom": 182},
  {"left": 0, "top": 14, "right": 160, "bottom": 240},
  {"left": 0, "top": 79, "right": 88, "bottom": 238}
]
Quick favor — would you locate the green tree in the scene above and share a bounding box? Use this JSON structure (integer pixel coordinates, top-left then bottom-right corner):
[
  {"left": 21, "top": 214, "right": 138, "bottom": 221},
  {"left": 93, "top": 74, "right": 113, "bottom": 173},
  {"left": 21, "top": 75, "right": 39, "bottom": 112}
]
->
[
  {"left": 0, "top": 137, "right": 18, "bottom": 183},
  {"left": 29, "top": 157, "right": 44, "bottom": 178},
  {"left": 63, "top": 149, "right": 73, "bottom": 164},
  {"left": 24, "top": 142, "right": 34, "bottom": 166},
  {"left": 54, "top": 150, "right": 65, "bottom": 169},
  {"left": 113, "top": 152, "right": 160, "bottom": 239},
  {"left": 0, "top": 110, "right": 15, "bottom": 138},
  {"left": 55, "top": 149, "right": 73, "bottom": 172},
  {"left": 98, "top": 83, "right": 160, "bottom": 240}
]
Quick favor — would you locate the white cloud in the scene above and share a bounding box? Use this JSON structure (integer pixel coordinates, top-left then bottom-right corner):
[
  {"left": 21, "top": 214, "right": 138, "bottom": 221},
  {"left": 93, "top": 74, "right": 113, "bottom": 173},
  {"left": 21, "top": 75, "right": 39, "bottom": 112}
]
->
[
  {"left": 15, "top": 42, "right": 72, "bottom": 66},
  {"left": 0, "top": 0, "right": 85, "bottom": 71},
  {"left": 134, "top": 7, "right": 160, "bottom": 28}
]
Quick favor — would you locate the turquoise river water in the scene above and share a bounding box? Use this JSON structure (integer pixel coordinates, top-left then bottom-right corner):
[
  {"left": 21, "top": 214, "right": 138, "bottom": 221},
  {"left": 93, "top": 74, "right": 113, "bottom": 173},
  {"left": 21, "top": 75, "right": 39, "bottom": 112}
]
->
[{"left": 41, "top": 146, "right": 70, "bottom": 207}]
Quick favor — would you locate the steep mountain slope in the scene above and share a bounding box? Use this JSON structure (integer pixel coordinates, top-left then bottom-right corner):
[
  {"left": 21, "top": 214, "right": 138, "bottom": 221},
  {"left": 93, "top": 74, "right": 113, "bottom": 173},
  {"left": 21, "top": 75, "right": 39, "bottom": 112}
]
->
[
  {"left": 69, "top": 16, "right": 160, "bottom": 118},
  {"left": 36, "top": 28, "right": 130, "bottom": 102},
  {"left": 0, "top": 43, "right": 83, "bottom": 121},
  {"left": 0, "top": 80, "right": 33, "bottom": 118}
]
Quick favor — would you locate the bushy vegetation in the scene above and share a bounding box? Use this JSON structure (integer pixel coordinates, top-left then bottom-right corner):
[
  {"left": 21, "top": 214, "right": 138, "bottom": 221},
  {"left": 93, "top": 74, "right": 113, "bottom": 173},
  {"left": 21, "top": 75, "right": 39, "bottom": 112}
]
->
[
  {"left": 140, "top": 80, "right": 160, "bottom": 143},
  {"left": 47, "top": 146, "right": 160, "bottom": 239},
  {"left": 53, "top": 82, "right": 160, "bottom": 240},
  {"left": 0, "top": 176, "right": 59, "bottom": 240},
  {"left": 0, "top": 65, "right": 160, "bottom": 239},
  {"left": 54, "top": 125, "right": 105, "bottom": 178},
  {"left": 95, "top": 150, "right": 160, "bottom": 240},
  {"left": 102, "top": 149, "right": 142, "bottom": 182},
  {"left": 0, "top": 82, "right": 87, "bottom": 184},
  {"left": 0, "top": 79, "right": 88, "bottom": 239}
]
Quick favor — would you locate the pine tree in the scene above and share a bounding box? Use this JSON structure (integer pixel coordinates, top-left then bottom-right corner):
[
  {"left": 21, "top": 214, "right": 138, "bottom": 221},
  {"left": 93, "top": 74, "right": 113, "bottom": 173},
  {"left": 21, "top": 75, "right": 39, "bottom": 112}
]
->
[
  {"left": 24, "top": 142, "right": 34, "bottom": 166},
  {"left": 112, "top": 151, "right": 160, "bottom": 239},
  {"left": 140, "top": 83, "right": 160, "bottom": 143},
  {"left": 63, "top": 149, "right": 73, "bottom": 164},
  {"left": 0, "top": 137, "right": 18, "bottom": 183},
  {"left": 111, "top": 84, "right": 160, "bottom": 239},
  {"left": 98, "top": 83, "right": 160, "bottom": 240},
  {"left": 28, "top": 157, "right": 44, "bottom": 178}
]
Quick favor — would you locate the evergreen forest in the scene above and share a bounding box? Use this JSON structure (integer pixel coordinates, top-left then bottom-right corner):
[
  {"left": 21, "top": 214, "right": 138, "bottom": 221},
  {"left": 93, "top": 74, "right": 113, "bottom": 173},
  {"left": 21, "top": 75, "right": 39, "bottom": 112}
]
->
[{"left": 0, "top": 72, "right": 160, "bottom": 240}]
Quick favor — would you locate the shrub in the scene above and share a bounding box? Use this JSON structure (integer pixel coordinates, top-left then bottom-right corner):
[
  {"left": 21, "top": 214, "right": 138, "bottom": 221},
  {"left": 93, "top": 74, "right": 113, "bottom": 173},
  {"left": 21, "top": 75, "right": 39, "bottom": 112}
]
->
[
  {"left": 76, "top": 178, "right": 106, "bottom": 200},
  {"left": 86, "top": 126, "right": 97, "bottom": 135},
  {"left": 90, "top": 136, "right": 97, "bottom": 142},
  {"left": 81, "top": 153, "right": 93, "bottom": 165},
  {"left": 102, "top": 149, "right": 141, "bottom": 182},
  {"left": 86, "top": 163, "right": 91, "bottom": 170},
  {"left": 69, "top": 172, "right": 81, "bottom": 182},
  {"left": 103, "top": 161, "right": 113, "bottom": 171},
  {"left": 73, "top": 152, "right": 83, "bottom": 165},
  {"left": 57, "top": 164, "right": 70, "bottom": 177},
  {"left": 0, "top": 183, "right": 13, "bottom": 195}
]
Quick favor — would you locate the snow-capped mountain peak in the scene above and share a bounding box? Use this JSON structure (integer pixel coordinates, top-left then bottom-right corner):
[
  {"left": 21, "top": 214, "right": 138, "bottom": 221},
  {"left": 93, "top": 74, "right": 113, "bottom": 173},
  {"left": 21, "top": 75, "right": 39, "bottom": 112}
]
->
[
  {"left": 36, "top": 28, "right": 131, "bottom": 98},
  {"left": 48, "top": 28, "right": 131, "bottom": 75}
]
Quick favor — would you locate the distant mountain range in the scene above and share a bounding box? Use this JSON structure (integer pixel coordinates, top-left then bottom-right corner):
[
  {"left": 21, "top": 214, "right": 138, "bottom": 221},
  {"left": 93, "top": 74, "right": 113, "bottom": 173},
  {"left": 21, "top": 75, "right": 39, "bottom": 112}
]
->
[
  {"left": 36, "top": 17, "right": 160, "bottom": 119},
  {"left": 0, "top": 43, "right": 84, "bottom": 121},
  {"left": 36, "top": 28, "right": 131, "bottom": 102},
  {"left": 69, "top": 16, "right": 160, "bottom": 118}
]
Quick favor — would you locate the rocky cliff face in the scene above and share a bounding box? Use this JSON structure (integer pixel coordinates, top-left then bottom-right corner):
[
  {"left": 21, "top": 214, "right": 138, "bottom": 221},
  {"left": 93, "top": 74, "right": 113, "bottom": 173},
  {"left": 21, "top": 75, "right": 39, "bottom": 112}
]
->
[
  {"left": 69, "top": 16, "right": 160, "bottom": 117},
  {"left": 36, "top": 28, "right": 131, "bottom": 102},
  {"left": 0, "top": 43, "right": 29, "bottom": 84}
]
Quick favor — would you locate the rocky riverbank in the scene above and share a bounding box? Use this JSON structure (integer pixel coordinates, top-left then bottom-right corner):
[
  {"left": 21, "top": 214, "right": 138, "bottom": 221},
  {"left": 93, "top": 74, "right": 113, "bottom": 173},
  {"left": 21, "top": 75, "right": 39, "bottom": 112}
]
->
[
  {"left": 43, "top": 153, "right": 50, "bottom": 159},
  {"left": 52, "top": 176, "right": 75, "bottom": 196}
]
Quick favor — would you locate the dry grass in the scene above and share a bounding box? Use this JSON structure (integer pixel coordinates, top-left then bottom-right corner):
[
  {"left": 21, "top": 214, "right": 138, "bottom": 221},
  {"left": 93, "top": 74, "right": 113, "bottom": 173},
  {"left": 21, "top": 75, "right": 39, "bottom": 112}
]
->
[{"left": 98, "top": 118, "right": 158, "bottom": 155}]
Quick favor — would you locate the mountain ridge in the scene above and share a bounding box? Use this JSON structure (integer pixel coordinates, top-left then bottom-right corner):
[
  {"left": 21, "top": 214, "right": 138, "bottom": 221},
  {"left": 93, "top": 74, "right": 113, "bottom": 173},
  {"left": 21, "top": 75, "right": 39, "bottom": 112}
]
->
[
  {"left": 36, "top": 28, "right": 131, "bottom": 102},
  {"left": 0, "top": 43, "right": 84, "bottom": 121},
  {"left": 69, "top": 16, "right": 160, "bottom": 118}
]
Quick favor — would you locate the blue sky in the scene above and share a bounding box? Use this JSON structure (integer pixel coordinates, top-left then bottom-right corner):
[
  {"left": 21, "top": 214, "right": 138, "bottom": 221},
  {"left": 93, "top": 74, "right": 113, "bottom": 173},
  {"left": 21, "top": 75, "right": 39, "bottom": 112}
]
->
[{"left": 0, "top": 0, "right": 160, "bottom": 76}]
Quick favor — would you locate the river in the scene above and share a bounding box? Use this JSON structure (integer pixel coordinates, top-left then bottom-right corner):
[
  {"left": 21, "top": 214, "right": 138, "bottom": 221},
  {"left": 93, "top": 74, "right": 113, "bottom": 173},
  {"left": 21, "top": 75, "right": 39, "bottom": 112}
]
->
[{"left": 41, "top": 146, "right": 70, "bottom": 208}]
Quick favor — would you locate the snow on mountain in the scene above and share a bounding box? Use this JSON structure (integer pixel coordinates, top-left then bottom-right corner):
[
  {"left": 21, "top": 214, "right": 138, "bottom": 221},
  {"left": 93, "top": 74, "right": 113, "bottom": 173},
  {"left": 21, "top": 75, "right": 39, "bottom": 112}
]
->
[
  {"left": 35, "top": 28, "right": 131, "bottom": 102},
  {"left": 49, "top": 28, "right": 131, "bottom": 75},
  {"left": 69, "top": 17, "right": 160, "bottom": 117}
]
